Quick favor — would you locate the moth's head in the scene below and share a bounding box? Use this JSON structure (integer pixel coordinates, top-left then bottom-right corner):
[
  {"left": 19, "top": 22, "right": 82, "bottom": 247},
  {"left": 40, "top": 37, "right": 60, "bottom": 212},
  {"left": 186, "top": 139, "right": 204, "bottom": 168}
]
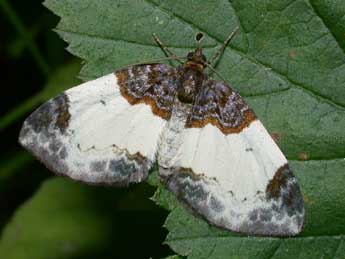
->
[{"left": 185, "top": 32, "right": 207, "bottom": 71}]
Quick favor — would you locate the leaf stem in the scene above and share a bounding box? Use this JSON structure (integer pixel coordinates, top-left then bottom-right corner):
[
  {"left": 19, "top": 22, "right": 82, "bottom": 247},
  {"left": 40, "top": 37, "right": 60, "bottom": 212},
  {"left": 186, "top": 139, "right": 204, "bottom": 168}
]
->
[
  {"left": 0, "top": 0, "right": 51, "bottom": 77},
  {"left": 0, "top": 92, "right": 44, "bottom": 131}
]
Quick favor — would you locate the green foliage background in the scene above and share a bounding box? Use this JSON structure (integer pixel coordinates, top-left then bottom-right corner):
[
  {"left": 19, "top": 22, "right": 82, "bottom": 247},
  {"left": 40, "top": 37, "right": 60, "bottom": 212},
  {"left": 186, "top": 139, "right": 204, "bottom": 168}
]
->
[{"left": 1, "top": 0, "right": 345, "bottom": 258}]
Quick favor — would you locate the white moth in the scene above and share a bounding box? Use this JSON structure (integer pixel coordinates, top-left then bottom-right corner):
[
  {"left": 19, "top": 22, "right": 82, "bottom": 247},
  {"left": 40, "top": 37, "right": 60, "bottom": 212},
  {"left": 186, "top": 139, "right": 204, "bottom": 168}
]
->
[{"left": 19, "top": 29, "right": 304, "bottom": 236}]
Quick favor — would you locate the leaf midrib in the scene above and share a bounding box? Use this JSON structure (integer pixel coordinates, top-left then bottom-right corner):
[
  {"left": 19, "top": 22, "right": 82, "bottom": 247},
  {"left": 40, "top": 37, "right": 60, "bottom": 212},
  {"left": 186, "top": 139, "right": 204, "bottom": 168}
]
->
[{"left": 144, "top": 0, "right": 345, "bottom": 111}]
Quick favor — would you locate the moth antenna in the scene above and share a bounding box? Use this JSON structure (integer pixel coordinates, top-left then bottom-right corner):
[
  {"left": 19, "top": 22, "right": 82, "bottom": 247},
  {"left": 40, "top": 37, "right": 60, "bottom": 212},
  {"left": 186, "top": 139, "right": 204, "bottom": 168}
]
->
[
  {"left": 208, "top": 26, "right": 239, "bottom": 67},
  {"left": 152, "top": 33, "right": 184, "bottom": 64}
]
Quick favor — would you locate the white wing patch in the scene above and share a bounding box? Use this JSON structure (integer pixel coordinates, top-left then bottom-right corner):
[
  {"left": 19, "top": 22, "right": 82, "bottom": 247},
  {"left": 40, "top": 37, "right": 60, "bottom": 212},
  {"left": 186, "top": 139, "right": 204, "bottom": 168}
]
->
[
  {"left": 159, "top": 102, "right": 304, "bottom": 236},
  {"left": 178, "top": 121, "right": 287, "bottom": 200},
  {"left": 19, "top": 74, "right": 166, "bottom": 185}
]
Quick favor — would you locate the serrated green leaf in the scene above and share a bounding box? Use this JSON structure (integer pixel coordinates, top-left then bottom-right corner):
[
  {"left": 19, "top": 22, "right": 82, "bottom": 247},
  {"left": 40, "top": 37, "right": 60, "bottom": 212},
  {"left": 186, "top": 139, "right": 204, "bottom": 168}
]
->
[{"left": 43, "top": 0, "right": 345, "bottom": 258}]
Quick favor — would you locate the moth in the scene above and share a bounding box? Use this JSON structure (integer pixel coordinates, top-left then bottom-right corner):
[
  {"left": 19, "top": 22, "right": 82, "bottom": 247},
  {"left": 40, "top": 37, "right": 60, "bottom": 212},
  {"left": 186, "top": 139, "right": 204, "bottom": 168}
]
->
[{"left": 19, "top": 28, "right": 304, "bottom": 236}]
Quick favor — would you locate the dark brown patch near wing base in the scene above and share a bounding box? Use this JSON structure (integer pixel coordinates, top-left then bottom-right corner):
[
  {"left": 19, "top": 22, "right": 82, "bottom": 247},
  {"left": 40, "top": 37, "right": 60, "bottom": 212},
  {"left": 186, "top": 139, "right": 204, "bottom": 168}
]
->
[
  {"left": 188, "top": 110, "right": 256, "bottom": 134},
  {"left": 115, "top": 64, "right": 178, "bottom": 120},
  {"left": 119, "top": 85, "right": 171, "bottom": 119},
  {"left": 186, "top": 79, "right": 257, "bottom": 134}
]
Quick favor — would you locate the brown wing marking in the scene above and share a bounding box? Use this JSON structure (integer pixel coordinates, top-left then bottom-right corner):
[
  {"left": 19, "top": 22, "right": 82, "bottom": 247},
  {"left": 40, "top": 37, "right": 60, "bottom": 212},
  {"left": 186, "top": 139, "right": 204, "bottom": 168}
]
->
[
  {"left": 116, "top": 64, "right": 178, "bottom": 120},
  {"left": 187, "top": 79, "right": 256, "bottom": 134}
]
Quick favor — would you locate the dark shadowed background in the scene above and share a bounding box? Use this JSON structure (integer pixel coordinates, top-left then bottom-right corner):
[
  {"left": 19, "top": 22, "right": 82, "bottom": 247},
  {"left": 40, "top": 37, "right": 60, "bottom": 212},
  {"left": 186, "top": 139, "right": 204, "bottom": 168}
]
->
[{"left": 0, "top": 1, "right": 171, "bottom": 258}]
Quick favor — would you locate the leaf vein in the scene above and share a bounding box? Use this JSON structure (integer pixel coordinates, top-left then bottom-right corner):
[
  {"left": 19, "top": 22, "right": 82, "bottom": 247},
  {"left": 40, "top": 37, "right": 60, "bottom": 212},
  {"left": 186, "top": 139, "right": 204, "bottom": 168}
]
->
[
  {"left": 307, "top": 0, "right": 345, "bottom": 55},
  {"left": 265, "top": 241, "right": 282, "bottom": 259},
  {"left": 331, "top": 237, "right": 344, "bottom": 259}
]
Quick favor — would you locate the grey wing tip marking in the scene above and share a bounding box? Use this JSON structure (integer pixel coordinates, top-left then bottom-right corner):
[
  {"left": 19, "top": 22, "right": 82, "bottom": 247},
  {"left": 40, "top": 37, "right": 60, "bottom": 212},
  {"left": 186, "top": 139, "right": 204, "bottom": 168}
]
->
[
  {"left": 262, "top": 163, "right": 305, "bottom": 235},
  {"left": 18, "top": 94, "right": 152, "bottom": 187},
  {"left": 91, "top": 151, "right": 152, "bottom": 186},
  {"left": 161, "top": 165, "right": 304, "bottom": 236},
  {"left": 18, "top": 94, "right": 71, "bottom": 177}
]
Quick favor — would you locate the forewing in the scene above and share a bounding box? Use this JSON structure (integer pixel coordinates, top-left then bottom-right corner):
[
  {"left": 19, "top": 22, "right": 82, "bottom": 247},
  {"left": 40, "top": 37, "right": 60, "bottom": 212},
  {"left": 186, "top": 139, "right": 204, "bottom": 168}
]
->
[
  {"left": 158, "top": 79, "right": 304, "bottom": 236},
  {"left": 19, "top": 64, "right": 178, "bottom": 185}
]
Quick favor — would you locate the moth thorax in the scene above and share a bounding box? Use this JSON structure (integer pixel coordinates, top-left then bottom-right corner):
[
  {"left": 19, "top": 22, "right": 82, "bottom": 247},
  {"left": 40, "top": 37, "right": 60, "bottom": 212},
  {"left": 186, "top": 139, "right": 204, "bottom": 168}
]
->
[{"left": 177, "top": 68, "right": 204, "bottom": 103}]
